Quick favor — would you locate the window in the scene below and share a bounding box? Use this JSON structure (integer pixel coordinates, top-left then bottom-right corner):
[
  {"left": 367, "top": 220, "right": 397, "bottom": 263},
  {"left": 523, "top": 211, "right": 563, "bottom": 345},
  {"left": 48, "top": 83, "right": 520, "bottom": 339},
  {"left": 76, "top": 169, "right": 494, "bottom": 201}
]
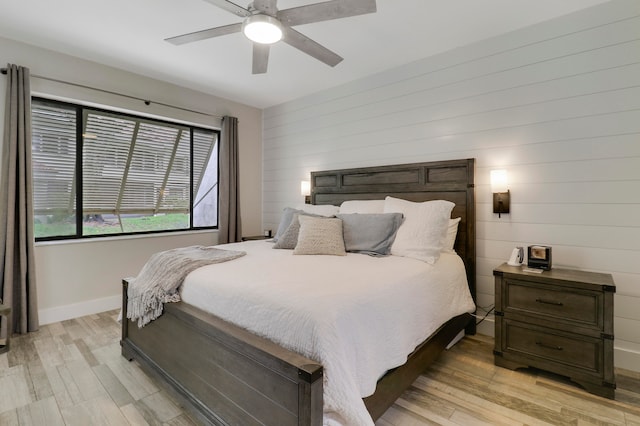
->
[{"left": 31, "top": 98, "right": 219, "bottom": 240}]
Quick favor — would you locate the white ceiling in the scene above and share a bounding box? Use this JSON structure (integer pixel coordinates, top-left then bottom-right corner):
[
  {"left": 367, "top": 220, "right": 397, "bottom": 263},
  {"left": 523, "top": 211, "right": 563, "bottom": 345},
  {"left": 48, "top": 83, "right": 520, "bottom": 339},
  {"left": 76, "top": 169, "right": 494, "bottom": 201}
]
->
[{"left": 0, "top": 0, "right": 610, "bottom": 109}]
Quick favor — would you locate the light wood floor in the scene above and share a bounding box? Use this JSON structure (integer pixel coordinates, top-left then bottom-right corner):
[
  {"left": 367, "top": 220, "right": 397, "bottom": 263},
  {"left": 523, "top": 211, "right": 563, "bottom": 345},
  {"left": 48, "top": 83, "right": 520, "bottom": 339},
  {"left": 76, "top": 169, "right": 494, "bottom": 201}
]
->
[{"left": 1, "top": 310, "right": 639, "bottom": 425}]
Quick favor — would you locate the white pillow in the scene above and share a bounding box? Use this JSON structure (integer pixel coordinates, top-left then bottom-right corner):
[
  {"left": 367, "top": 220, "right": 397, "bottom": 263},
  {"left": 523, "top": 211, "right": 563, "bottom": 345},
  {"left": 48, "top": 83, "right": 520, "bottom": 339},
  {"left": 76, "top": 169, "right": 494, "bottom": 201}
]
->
[
  {"left": 293, "top": 216, "right": 346, "bottom": 256},
  {"left": 338, "top": 200, "right": 385, "bottom": 214},
  {"left": 383, "top": 196, "right": 454, "bottom": 264},
  {"left": 295, "top": 203, "right": 339, "bottom": 217},
  {"left": 443, "top": 217, "right": 461, "bottom": 253}
]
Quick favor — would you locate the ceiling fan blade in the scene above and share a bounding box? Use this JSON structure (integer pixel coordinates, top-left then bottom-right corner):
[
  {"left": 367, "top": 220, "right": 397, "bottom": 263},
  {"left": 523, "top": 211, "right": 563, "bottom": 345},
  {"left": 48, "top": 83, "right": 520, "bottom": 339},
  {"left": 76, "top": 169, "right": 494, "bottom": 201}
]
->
[
  {"left": 252, "top": 44, "right": 270, "bottom": 74},
  {"left": 282, "top": 27, "right": 343, "bottom": 67},
  {"left": 200, "top": 0, "right": 251, "bottom": 18},
  {"left": 278, "top": 0, "right": 376, "bottom": 27},
  {"left": 251, "top": 0, "right": 278, "bottom": 16},
  {"left": 165, "top": 23, "right": 242, "bottom": 45}
]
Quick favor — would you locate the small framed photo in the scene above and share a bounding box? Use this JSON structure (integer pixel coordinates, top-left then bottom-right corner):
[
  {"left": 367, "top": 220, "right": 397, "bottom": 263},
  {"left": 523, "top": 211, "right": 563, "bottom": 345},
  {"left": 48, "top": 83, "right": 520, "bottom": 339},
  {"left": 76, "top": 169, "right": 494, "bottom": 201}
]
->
[{"left": 527, "top": 245, "right": 552, "bottom": 270}]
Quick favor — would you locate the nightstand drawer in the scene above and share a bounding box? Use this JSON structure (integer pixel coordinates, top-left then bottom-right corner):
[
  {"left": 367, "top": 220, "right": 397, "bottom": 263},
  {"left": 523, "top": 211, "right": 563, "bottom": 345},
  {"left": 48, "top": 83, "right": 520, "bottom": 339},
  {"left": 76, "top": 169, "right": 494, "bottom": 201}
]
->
[
  {"left": 505, "top": 321, "right": 600, "bottom": 373},
  {"left": 504, "top": 279, "right": 600, "bottom": 327}
]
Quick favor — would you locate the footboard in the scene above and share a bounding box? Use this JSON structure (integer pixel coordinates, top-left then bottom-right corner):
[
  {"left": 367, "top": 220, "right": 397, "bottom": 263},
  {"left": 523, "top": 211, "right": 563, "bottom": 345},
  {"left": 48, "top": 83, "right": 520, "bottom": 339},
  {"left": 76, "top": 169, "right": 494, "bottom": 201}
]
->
[{"left": 121, "top": 279, "right": 323, "bottom": 426}]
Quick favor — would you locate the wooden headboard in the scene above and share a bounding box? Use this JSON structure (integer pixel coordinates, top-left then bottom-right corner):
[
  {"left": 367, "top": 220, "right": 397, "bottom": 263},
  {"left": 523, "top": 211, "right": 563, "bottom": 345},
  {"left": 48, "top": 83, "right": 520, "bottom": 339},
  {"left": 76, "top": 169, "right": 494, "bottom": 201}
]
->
[{"left": 311, "top": 159, "right": 476, "bottom": 333}]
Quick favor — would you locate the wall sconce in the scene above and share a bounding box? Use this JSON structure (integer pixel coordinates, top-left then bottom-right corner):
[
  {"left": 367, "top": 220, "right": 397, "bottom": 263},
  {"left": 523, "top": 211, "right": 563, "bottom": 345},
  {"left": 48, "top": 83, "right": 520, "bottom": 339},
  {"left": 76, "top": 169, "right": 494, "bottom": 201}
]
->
[
  {"left": 300, "top": 180, "right": 311, "bottom": 204},
  {"left": 491, "top": 169, "right": 510, "bottom": 218}
]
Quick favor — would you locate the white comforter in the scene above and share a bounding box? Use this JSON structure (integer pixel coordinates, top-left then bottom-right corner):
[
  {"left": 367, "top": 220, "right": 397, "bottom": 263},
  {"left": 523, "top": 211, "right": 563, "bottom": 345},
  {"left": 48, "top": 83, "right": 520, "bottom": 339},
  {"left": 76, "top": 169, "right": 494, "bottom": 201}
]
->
[{"left": 180, "top": 240, "right": 475, "bottom": 426}]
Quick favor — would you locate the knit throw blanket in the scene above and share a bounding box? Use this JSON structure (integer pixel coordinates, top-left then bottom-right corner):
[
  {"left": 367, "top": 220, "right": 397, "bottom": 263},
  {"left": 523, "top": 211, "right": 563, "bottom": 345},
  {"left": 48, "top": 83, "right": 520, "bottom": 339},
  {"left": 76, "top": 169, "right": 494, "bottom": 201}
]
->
[{"left": 127, "top": 246, "right": 246, "bottom": 327}]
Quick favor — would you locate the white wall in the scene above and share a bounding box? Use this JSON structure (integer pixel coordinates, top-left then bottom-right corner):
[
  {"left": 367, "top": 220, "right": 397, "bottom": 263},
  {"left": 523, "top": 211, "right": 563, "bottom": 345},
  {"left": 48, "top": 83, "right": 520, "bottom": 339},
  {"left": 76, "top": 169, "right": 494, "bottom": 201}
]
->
[
  {"left": 0, "top": 36, "right": 263, "bottom": 323},
  {"left": 263, "top": 0, "right": 640, "bottom": 371}
]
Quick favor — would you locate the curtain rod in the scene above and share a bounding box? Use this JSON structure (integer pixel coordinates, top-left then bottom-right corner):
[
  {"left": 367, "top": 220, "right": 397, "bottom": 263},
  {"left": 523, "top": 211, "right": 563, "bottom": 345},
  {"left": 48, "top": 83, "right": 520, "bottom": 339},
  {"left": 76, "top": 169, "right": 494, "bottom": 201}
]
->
[{"left": 1, "top": 67, "right": 223, "bottom": 119}]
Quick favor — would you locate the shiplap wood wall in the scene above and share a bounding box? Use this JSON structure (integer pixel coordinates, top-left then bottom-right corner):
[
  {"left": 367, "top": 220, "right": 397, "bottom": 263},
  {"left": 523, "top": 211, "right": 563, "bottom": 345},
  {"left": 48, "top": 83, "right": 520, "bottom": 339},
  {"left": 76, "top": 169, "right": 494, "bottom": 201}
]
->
[{"left": 262, "top": 0, "right": 640, "bottom": 371}]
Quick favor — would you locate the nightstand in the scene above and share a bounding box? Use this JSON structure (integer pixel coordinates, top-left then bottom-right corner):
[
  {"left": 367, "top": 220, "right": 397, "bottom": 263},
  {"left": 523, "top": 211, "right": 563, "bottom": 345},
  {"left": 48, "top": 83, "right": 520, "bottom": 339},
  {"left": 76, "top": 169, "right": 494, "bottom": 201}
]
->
[
  {"left": 493, "top": 263, "right": 615, "bottom": 399},
  {"left": 241, "top": 235, "right": 272, "bottom": 241}
]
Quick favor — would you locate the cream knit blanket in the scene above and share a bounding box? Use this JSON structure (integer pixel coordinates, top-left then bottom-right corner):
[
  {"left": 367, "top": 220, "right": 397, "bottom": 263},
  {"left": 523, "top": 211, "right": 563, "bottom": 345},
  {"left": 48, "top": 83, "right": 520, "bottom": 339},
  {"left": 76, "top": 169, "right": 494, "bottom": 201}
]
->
[{"left": 127, "top": 246, "right": 245, "bottom": 327}]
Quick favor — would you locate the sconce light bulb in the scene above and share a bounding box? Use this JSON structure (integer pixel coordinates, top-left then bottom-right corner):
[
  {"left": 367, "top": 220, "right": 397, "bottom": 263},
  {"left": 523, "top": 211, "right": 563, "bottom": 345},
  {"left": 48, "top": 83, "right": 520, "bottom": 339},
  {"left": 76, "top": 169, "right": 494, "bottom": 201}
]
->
[
  {"left": 490, "top": 169, "right": 508, "bottom": 193},
  {"left": 300, "top": 180, "right": 311, "bottom": 197}
]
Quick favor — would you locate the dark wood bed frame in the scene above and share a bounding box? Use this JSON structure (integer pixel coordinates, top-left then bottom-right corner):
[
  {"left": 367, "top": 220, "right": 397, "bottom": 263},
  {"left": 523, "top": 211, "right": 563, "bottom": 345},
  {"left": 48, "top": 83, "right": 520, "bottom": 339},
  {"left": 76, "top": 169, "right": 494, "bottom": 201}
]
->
[{"left": 121, "top": 158, "right": 476, "bottom": 426}]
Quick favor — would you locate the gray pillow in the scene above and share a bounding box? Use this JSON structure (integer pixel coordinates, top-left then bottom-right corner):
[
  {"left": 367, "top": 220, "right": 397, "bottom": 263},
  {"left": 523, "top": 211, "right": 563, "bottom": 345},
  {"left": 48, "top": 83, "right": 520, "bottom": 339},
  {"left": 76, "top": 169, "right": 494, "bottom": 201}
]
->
[
  {"left": 273, "top": 207, "right": 303, "bottom": 242},
  {"left": 273, "top": 212, "right": 323, "bottom": 249},
  {"left": 337, "top": 213, "right": 404, "bottom": 256}
]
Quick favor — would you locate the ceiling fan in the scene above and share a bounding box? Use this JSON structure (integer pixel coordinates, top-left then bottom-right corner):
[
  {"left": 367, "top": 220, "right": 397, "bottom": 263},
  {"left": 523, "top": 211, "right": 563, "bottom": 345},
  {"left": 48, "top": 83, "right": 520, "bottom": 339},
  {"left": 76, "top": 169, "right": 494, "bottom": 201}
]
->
[{"left": 166, "top": 0, "right": 377, "bottom": 74}]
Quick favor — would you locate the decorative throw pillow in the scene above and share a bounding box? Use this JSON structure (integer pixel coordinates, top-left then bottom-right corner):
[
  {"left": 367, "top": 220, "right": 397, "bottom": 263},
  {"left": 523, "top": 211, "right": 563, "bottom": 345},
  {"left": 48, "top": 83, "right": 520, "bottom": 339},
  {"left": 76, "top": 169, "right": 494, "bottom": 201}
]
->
[
  {"left": 273, "top": 207, "right": 303, "bottom": 242},
  {"left": 337, "top": 213, "right": 403, "bottom": 256},
  {"left": 338, "top": 200, "right": 385, "bottom": 214},
  {"left": 442, "top": 217, "right": 461, "bottom": 253},
  {"left": 273, "top": 213, "right": 304, "bottom": 249},
  {"left": 293, "top": 216, "right": 346, "bottom": 256},
  {"left": 383, "top": 196, "right": 454, "bottom": 264}
]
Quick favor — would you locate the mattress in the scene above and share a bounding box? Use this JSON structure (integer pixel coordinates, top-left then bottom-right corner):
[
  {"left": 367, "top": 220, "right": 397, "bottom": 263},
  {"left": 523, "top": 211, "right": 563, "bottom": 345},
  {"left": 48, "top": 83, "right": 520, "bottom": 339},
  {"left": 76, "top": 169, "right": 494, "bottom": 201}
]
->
[{"left": 180, "top": 240, "right": 475, "bottom": 426}]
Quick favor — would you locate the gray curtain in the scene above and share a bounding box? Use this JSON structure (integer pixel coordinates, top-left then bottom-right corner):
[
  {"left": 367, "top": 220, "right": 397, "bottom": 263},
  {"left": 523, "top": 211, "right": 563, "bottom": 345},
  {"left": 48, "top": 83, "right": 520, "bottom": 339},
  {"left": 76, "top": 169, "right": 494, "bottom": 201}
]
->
[
  {"left": 218, "top": 116, "right": 242, "bottom": 244},
  {"left": 0, "top": 64, "right": 39, "bottom": 338}
]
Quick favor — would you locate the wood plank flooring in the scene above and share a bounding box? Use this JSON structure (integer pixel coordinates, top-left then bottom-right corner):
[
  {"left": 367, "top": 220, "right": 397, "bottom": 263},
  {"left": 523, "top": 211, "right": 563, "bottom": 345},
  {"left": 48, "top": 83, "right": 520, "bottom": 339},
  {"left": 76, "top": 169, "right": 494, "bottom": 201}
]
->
[{"left": 0, "top": 310, "right": 638, "bottom": 425}]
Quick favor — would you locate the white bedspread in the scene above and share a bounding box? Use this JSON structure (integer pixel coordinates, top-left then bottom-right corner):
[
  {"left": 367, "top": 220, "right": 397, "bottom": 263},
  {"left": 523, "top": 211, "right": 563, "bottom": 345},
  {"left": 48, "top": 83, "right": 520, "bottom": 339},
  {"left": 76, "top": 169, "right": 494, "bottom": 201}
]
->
[{"left": 180, "top": 240, "right": 475, "bottom": 426}]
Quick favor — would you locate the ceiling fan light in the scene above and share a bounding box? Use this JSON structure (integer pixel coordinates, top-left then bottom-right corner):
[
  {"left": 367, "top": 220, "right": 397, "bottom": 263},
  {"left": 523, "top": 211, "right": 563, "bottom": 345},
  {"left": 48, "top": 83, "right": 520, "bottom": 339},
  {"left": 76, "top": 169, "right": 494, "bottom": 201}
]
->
[{"left": 242, "top": 14, "right": 283, "bottom": 44}]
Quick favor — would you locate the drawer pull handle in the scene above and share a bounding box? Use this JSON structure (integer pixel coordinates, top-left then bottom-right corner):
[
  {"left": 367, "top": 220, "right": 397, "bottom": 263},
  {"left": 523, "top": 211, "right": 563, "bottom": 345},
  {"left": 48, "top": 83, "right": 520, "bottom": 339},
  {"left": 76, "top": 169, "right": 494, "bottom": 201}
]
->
[
  {"left": 535, "top": 341, "right": 563, "bottom": 351},
  {"left": 535, "top": 298, "right": 563, "bottom": 306}
]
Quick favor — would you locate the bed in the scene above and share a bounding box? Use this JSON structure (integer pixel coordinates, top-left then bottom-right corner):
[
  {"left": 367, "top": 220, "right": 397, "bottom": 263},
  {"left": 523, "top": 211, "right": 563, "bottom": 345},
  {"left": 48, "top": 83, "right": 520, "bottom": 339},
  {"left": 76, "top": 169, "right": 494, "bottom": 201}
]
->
[{"left": 121, "top": 158, "right": 476, "bottom": 425}]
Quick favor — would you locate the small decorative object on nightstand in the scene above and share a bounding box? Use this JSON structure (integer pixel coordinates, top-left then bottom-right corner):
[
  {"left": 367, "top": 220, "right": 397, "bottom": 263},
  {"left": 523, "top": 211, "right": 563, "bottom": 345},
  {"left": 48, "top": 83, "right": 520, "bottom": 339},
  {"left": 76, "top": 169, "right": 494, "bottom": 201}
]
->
[
  {"left": 493, "top": 263, "right": 616, "bottom": 399},
  {"left": 0, "top": 303, "right": 11, "bottom": 354},
  {"left": 527, "top": 245, "right": 552, "bottom": 270}
]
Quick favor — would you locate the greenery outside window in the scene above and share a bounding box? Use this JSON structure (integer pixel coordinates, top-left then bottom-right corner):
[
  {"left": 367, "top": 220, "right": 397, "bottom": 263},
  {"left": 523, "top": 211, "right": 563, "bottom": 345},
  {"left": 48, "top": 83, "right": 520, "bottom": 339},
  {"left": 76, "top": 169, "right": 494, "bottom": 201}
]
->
[{"left": 31, "top": 98, "right": 219, "bottom": 240}]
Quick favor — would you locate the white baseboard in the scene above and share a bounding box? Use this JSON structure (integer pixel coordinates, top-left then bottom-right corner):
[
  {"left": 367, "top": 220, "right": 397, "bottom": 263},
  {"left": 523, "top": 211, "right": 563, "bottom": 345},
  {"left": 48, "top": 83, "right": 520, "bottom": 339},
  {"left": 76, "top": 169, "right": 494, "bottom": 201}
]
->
[
  {"left": 614, "top": 345, "right": 640, "bottom": 372},
  {"left": 38, "top": 295, "right": 121, "bottom": 325},
  {"left": 446, "top": 330, "right": 465, "bottom": 349},
  {"left": 476, "top": 317, "right": 495, "bottom": 337}
]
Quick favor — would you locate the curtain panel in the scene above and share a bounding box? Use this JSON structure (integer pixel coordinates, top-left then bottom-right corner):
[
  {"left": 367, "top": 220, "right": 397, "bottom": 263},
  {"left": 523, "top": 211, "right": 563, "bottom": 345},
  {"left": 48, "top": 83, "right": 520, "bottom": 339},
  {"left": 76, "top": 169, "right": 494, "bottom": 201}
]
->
[
  {"left": 218, "top": 116, "right": 242, "bottom": 244},
  {"left": 0, "top": 64, "right": 39, "bottom": 338}
]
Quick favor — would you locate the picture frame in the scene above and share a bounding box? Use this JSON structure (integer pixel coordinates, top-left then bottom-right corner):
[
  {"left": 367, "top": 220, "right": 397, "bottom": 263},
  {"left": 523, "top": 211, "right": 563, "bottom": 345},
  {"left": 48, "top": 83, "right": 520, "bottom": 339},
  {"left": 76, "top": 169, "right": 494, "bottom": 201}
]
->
[{"left": 527, "top": 245, "right": 552, "bottom": 270}]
